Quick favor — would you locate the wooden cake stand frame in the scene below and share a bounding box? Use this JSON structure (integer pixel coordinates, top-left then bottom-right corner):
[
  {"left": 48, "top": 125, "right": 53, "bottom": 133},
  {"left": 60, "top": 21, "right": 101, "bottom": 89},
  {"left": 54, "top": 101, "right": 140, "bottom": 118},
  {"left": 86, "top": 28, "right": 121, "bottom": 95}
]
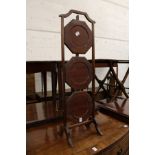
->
[{"left": 59, "top": 10, "right": 102, "bottom": 147}]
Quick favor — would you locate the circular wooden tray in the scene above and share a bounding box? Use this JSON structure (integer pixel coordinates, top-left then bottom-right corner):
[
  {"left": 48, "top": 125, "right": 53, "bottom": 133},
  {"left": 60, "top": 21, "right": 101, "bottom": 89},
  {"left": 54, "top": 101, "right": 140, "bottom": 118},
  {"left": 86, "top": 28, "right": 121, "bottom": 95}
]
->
[
  {"left": 66, "top": 91, "right": 93, "bottom": 123},
  {"left": 64, "top": 19, "right": 92, "bottom": 54},
  {"left": 65, "top": 57, "right": 92, "bottom": 90}
]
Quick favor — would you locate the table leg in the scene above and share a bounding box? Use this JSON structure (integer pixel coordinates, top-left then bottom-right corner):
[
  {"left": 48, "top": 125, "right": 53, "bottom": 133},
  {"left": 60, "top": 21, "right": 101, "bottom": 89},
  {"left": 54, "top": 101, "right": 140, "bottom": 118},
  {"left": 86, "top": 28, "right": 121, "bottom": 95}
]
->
[
  {"left": 42, "top": 71, "right": 48, "bottom": 118},
  {"left": 51, "top": 64, "right": 57, "bottom": 111},
  {"left": 42, "top": 71, "right": 47, "bottom": 102},
  {"left": 110, "top": 64, "right": 129, "bottom": 98},
  {"left": 57, "top": 63, "right": 63, "bottom": 110}
]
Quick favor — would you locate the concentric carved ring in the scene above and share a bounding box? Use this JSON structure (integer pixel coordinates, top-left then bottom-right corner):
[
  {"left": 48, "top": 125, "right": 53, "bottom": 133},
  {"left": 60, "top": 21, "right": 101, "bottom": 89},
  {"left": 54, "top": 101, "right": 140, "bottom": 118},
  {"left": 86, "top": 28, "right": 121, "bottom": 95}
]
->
[
  {"left": 66, "top": 91, "right": 93, "bottom": 123},
  {"left": 64, "top": 19, "right": 92, "bottom": 54},
  {"left": 65, "top": 57, "right": 92, "bottom": 90}
]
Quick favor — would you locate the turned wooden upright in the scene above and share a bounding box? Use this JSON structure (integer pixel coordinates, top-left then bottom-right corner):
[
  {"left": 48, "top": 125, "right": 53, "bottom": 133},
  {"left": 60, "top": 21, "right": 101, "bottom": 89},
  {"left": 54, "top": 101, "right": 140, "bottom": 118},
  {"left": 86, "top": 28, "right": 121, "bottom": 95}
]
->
[{"left": 59, "top": 10, "right": 102, "bottom": 147}]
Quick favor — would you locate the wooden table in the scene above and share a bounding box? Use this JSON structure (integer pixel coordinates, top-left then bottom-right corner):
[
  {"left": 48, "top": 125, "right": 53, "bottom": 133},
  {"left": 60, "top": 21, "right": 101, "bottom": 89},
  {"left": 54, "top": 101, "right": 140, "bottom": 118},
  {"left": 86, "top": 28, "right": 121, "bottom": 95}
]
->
[
  {"left": 26, "top": 61, "right": 61, "bottom": 127},
  {"left": 27, "top": 112, "right": 129, "bottom": 155},
  {"left": 94, "top": 59, "right": 129, "bottom": 122},
  {"left": 26, "top": 59, "right": 129, "bottom": 127},
  {"left": 94, "top": 59, "right": 129, "bottom": 100},
  {"left": 27, "top": 61, "right": 58, "bottom": 104}
]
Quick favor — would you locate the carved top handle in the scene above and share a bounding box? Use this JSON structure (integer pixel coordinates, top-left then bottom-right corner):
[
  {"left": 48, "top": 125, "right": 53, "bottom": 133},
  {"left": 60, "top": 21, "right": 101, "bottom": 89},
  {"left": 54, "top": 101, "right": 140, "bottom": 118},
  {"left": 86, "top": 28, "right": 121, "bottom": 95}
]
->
[{"left": 59, "top": 9, "right": 95, "bottom": 24}]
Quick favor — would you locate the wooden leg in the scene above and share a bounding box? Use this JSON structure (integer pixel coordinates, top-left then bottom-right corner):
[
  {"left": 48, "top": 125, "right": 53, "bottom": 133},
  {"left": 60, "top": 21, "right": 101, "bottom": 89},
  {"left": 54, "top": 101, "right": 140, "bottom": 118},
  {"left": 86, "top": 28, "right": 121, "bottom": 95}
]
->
[
  {"left": 58, "top": 125, "right": 73, "bottom": 148},
  {"left": 52, "top": 65, "right": 57, "bottom": 111},
  {"left": 110, "top": 65, "right": 129, "bottom": 98},
  {"left": 41, "top": 72, "right": 44, "bottom": 95},
  {"left": 110, "top": 67, "right": 129, "bottom": 102},
  {"left": 42, "top": 71, "right": 48, "bottom": 118},
  {"left": 43, "top": 71, "right": 47, "bottom": 103},
  {"left": 57, "top": 63, "right": 63, "bottom": 110},
  {"left": 65, "top": 126, "right": 73, "bottom": 147},
  {"left": 93, "top": 118, "right": 103, "bottom": 136},
  {"left": 95, "top": 69, "right": 111, "bottom": 99}
]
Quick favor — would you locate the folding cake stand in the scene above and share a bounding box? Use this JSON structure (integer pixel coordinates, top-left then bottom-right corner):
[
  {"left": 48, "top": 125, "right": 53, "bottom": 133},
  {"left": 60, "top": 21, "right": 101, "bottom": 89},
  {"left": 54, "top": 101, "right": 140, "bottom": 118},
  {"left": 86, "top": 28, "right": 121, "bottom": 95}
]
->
[{"left": 59, "top": 10, "right": 102, "bottom": 147}]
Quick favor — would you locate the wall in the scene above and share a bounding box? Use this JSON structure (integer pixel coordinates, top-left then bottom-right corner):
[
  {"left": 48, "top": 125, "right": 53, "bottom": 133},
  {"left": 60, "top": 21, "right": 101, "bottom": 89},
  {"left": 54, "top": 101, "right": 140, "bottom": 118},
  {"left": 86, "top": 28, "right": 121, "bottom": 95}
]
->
[{"left": 26, "top": 0, "right": 129, "bottom": 91}]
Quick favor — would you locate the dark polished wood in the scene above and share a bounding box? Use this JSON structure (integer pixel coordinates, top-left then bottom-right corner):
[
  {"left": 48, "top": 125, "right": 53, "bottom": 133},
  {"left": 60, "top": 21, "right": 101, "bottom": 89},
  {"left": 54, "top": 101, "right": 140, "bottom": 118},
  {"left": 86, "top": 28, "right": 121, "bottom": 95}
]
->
[
  {"left": 59, "top": 9, "right": 95, "bottom": 24},
  {"left": 65, "top": 57, "right": 92, "bottom": 90},
  {"left": 64, "top": 19, "right": 92, "bottom": 54},
  {"left": 26, "top": 60, "right": 129, "bottom": 73},
  {"left": 26, "top": 61, "right": 60, "bottom": 126},
  {"left": 26, "top": 60, "right": 129, "bottom": 152},
  {"left": 95, "top": 60, "right": 129, "bottom": 102},
  {"left": 66, "top": 91, "right": 93, "bottom": 123},
  {"left": 26, "top": 59, "right": 129, "bottom": 126},
  {"left": 59, "top": 10, "right": 103, "bottom": 146},
  {"left": 27, "top": 112, "right": 129, "bottom": 155},
  {"left": 97, "top": 98, "right": 129, "bottom": 123},
  {"left": 26, "top": 61, "right": 57, "bottom": 103},
  {"left": 26, "top": 101, "right": 63, "bottom": 128},
  {"left": 26, "top": 61, "right": 58, "bottom": 73},
  {"left": 26, "top": 74, "right": 35, "bottom": 95},
  {"left": 26, "top": 59, "right": 129, "bottom": 122}
]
